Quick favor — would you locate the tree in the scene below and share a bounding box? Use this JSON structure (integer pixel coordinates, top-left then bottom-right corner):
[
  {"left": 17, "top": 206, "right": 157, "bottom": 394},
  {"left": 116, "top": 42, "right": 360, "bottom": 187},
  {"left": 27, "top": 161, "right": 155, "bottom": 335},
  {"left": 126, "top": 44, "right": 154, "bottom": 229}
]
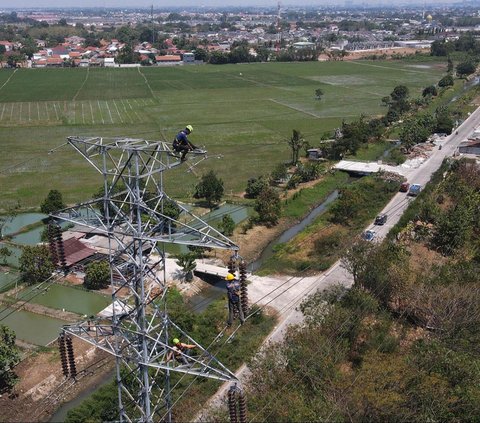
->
[
  {"left": 0, "top": 246, "right": 11, "bottom": 265},
  {"left": 254, "top": 186, "right": 281, "bottom": 227},
  {"left": 342, "top": 240, "right": 375, "bottom": 285},
  {"left": 0, "top": 325, "right": 19, "bottom": 391},
  {"left": 19, "top": 245, "right": 54, "bottom": 285},
  {"left": 432, "top": 205, "right": 473, "bottom": 256},
  {"left": 438, "top": 74, "right": 454, "bottom": 87},
  {"left": 40, "top": 189, "right": 66, "bottom": 214},
  {"left": 270, "top": 163, "right": 288, "bottom": 183},
  {"left": 315, "top": 88, "right": 324, "bottom": 100},
  {"left": 84, "top": 260, "right": 110, "bottom": 290},
  {"left": 193, "top": 171, "right": 224, "bottom": 208},
  {"left": 175, "top": 253, "right": 197, "bottom": 282},
  {"left": 219, "top": 214, "right": 235, "bottom": 236},
  {"left": 390, "top": 85, "right": 409, "bottom": 102},
  {"left": 245, "top": 176, "right": 269, "bottom": 199},
  {"left": 430, "top": 40, "right": 452, "bottom": 56},
  {"left": 447, "top": 56, "right": 454, "bottom": 73},
  {"left": 456, "top": 61, "right": 476, "bottom": 77},
  {"left": 288, "top": 129, "right": 306, "bottom": 166},
  {"left": 435, "top": 106, "right": 454, "bottom": 134},
  {"left": 399, "top": 118, "right": 431, "bottom": 152},
  {"left": 194, "top": 47, "right": 208, "bottom": 62},
  {"left": 422, "top": 85, "right": 438, "bottom": 97}
]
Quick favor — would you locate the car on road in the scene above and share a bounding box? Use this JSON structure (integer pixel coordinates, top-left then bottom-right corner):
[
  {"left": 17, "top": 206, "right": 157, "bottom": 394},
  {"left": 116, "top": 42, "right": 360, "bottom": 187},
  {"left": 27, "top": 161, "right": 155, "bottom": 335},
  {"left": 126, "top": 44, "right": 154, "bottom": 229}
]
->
[
  {"left": 408, "top": 184, "right": 422, "bottom": 197},
  {"left": 374, "top": 213, "right": 388, "bottom": 225},
  {"left": 362, "top": 230, "right": 376, "bottom": 241},
  {"left": 399, "top": 182, "right": 410, "bottom": 192}
]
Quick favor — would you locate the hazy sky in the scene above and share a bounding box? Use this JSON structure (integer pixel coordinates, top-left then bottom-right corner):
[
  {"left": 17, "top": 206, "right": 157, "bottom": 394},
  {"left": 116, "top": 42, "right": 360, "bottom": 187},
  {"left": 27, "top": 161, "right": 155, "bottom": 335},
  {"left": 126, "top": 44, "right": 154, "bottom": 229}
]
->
[{"left": 0, "top": 0, "right": 453, "bottom": 8}]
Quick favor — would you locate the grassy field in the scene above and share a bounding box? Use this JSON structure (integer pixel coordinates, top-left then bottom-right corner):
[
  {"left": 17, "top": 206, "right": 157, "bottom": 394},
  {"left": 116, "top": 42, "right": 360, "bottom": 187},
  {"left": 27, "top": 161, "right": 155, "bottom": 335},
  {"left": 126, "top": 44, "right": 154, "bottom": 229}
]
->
[{"left": 0, "top": 60, "right": 446, "bottom": 210}]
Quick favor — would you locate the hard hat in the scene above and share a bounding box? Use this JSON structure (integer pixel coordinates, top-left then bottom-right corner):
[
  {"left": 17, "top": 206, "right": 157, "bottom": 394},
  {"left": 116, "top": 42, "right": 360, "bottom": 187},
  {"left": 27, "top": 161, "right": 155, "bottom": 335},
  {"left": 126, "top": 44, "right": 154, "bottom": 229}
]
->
[
  {"left": 173, "top": 338, "right": 180, "bottom": 344},
  {"left": 225, "top": 273, "right": 235, "bottom": 281},
  {"left": 186, "top": 125, "right": 193, "bottom": 133}
]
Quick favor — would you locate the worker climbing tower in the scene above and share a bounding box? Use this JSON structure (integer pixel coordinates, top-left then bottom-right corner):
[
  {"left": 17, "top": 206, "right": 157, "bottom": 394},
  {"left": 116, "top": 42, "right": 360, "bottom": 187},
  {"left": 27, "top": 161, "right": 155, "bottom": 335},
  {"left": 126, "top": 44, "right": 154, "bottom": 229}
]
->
[{"left": 51, "top": 136, "right": 240, "bottom": 422}]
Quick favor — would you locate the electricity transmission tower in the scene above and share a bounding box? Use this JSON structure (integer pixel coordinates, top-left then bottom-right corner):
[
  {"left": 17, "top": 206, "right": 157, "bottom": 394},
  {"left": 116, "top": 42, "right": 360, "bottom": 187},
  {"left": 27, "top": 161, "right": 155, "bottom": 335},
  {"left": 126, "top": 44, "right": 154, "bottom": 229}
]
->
[{"left": 52, "top": 136, "right": 239, "bottom": 422}]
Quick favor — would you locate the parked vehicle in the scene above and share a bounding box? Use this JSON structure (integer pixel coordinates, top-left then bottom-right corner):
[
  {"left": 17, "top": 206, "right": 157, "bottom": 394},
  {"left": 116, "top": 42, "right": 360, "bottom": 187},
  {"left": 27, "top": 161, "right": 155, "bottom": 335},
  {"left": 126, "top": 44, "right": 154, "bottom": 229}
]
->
[
  {"left": 374, "top": 213, "right": 387, "bottom": 225},
  {"left": 362, "top": 230, "right": 376, "bottom": 241},
  {"left": 399, "top": 182, "right": 410, "bottom": 192},
  {"left": 408, "top": 184, "right": 422, "bottom": 197}
]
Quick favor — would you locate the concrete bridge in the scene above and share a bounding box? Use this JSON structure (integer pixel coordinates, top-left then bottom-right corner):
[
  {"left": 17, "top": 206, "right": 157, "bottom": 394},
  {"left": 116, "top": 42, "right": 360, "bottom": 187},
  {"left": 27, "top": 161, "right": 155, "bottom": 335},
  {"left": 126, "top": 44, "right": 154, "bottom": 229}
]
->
[{"left": 334, "top": 160, "right": 408, "bottom": 176}]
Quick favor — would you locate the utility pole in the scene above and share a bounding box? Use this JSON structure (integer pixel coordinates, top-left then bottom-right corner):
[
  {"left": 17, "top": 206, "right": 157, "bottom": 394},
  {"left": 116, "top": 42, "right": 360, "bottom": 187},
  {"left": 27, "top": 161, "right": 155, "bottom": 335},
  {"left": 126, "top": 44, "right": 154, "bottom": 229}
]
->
[{"left": 53, "top": 136, "right": 239, "bottom": 422}]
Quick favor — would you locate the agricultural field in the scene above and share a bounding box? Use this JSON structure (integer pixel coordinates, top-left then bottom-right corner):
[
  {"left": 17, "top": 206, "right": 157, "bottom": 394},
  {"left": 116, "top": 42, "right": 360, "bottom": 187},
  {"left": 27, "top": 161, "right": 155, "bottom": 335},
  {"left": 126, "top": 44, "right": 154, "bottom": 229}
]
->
[{"left": 0, "top": 60, "right": 446, "bottom": 210}]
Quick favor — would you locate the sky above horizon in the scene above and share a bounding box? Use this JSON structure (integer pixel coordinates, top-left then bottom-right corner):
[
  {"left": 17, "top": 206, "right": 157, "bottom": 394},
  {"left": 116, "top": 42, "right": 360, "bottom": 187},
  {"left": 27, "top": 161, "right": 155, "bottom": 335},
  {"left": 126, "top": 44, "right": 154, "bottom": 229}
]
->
[{"left": 0, "top": 0, "right": 455, "bottom": 9}]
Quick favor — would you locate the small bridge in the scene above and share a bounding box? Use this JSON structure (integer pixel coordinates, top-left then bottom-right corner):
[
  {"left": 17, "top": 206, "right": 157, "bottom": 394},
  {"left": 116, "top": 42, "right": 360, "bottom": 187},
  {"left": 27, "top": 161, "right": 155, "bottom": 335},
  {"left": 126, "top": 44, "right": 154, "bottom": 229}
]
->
[
  {"left": 334, "top": 160, "right": 407, "bottom": 176},
  {"left": 194, "top": 261, "right": 230, "bottom": 277}
]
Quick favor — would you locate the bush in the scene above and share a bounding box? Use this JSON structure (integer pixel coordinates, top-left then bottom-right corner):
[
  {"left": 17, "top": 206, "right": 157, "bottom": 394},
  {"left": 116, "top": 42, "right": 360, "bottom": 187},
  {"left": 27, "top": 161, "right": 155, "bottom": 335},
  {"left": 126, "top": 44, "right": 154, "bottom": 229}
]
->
[
  {"left": 84, "top": 260, "right": 110, "bottom": 290},
  {"left": 438, "top": 74, "right": 454, "bottom": 87},
  {"left": 245, "top": 176, "right": 269, "bottom": 199}
]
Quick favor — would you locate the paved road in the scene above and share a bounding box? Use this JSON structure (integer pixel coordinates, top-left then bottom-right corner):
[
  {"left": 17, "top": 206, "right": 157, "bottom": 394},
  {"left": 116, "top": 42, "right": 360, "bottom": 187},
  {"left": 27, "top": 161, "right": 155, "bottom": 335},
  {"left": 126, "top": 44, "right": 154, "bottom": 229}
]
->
[{"left": 196, "top": 106, "right": 480, "bottom": 420}]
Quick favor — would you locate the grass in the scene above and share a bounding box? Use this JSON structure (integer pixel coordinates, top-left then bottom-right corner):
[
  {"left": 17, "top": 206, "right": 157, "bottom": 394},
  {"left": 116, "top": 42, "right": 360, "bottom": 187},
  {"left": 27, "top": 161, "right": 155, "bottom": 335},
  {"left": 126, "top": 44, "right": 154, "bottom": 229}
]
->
[
  {"left": 0, "top": 60, "right": 446, "bottom": 210},
  {"left": 353, "top": 140, "right": 391, "bottom": 162},
  {"left": 282, "top": 170, "right": 349, "bottom": 219}
]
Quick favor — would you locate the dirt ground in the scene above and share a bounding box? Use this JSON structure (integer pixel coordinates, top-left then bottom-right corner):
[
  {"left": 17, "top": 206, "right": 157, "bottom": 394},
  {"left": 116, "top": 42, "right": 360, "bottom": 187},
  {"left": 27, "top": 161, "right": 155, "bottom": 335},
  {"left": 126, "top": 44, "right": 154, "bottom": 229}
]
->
[{"left": 0, "top": 337, "right": 114, "bottom": 422}]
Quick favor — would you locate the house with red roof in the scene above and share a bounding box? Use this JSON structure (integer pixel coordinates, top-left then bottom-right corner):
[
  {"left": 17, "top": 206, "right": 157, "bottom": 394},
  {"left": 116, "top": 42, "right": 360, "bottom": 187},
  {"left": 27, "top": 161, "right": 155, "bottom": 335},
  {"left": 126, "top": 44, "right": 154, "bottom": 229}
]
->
[
  {"left": 155, "top": 55, "right": 182, "bottom": 65},
  {"left": 0, "top": 41, "right": 13, "bottom": 52}
]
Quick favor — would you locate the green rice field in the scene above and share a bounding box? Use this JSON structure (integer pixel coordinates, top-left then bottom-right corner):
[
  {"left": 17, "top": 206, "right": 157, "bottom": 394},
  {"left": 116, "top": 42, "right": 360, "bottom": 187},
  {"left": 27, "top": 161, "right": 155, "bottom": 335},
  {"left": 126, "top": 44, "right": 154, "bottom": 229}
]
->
[{"left": 0, "top": 60, "right": 446, "bottom": 210}]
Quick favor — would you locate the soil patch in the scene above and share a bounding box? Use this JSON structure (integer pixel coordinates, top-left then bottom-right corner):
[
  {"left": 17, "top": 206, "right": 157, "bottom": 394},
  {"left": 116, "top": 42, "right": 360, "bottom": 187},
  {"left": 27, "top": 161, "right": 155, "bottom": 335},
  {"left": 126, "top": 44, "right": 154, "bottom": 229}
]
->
[{"left": 0, "top": 337, "right": 114, "bottom": 422}]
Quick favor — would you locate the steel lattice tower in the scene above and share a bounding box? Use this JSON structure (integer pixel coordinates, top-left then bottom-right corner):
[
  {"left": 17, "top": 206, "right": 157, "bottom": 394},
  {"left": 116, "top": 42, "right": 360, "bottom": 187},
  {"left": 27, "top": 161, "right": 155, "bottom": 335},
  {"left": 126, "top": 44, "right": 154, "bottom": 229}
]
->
[{"left": 52, "top": 136, "right": 239, "bottom": 422}]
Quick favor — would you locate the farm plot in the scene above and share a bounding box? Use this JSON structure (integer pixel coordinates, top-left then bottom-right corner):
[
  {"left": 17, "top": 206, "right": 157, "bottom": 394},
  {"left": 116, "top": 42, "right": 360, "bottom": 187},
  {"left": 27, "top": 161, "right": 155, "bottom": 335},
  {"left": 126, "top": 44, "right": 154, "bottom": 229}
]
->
[
  {"left": 0, "top": 98, "right": 156, "bottom": 125},
  {"left": 74, "top": 67, "right": 153, "bottom": 100},
  {"left": 0, "top": 68, "right": 85, "bottom": 102}
]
